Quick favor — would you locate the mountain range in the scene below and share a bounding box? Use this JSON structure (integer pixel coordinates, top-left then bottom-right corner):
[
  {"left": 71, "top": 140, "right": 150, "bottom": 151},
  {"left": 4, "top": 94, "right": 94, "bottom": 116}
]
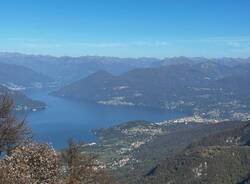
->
[
  {"left": 54, "top": 60, "right": 250, "bottom": 120},
  {"left": 2, "top": 52, "right": 249, "bottom": 120},
  {"left": 0, "top": 52, "right": 157, "bottom": 85},
  {"left": 1, "top": 52, "right": 250, "bottom": 85}
]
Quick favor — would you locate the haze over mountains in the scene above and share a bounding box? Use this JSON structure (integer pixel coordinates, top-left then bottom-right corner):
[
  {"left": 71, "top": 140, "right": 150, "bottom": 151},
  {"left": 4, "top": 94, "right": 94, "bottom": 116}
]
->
[
  {"left": 1, "top": 52, "right": 250, "bottom": 119},
  {"left": 1, "top": 52, "right": 250, "bottom": 85},
  {"left": 0, "top": 52, "right": 157, "bottom": 85}
]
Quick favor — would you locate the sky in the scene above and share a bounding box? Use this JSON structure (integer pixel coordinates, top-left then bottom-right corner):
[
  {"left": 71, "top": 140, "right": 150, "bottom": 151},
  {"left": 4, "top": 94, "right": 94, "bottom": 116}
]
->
[{"left": 0, "top": 0, "right": 250, "bottom": 58}]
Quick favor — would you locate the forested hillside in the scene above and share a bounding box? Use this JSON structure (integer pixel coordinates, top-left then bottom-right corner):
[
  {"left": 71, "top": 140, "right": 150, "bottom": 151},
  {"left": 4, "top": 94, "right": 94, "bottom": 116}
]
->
[
  {"left": 140, "top": 121, "right": 250, "bottom": 184},
  {"left": 54, "top": 61, "right": 250, "bottom": 120}
]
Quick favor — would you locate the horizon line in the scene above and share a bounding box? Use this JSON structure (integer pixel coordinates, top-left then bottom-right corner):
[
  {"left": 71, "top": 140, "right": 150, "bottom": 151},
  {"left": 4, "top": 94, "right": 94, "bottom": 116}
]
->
[{"left": 0, "top": 51, "right": 250, "bottom": 60}]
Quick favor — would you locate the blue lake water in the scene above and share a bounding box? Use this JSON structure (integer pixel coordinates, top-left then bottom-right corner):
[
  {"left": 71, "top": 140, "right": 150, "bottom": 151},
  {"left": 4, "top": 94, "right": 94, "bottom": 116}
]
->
[{"left": 24, "top": 90, "right": 186, "bottom": 148}]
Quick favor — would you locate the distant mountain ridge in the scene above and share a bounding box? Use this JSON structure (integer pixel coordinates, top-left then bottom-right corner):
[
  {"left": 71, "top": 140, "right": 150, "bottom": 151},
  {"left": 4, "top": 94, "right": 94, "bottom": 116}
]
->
[
  {"left": 0, "top": 52, "right": 159, "bottom": 85},
  {"left": 1, "top": 52, "right": 250, "bottom": 85}
]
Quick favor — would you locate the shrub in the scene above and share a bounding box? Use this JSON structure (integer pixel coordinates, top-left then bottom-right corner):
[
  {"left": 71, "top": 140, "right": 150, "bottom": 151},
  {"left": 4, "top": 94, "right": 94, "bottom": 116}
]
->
[{"left": 0, "top": 142, "right": 59, "bottom": 184}]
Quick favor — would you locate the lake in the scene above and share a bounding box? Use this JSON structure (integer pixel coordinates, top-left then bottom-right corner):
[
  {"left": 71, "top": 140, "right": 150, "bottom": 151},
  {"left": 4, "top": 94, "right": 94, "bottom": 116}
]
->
[{"left": 24, "top": 90, "right": 186, "bottom": 148}]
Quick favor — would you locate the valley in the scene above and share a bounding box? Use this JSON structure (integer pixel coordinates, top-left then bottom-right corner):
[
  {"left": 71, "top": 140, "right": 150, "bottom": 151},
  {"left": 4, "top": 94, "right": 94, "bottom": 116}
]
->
[{"left": 1, "top": 53, "right": 250, "bottom": 183}]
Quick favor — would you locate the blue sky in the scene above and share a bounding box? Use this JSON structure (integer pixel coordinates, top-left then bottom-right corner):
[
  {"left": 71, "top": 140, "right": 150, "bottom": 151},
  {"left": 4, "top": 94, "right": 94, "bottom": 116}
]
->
[{"left": 0, "top": 0, "right": 250, "bottom": 58}]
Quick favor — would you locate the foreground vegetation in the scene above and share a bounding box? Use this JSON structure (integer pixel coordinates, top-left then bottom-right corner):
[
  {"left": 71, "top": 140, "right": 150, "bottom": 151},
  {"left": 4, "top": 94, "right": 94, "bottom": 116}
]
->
[{"left": 0, "top": 95, "right": 117, "bottom": 184}]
